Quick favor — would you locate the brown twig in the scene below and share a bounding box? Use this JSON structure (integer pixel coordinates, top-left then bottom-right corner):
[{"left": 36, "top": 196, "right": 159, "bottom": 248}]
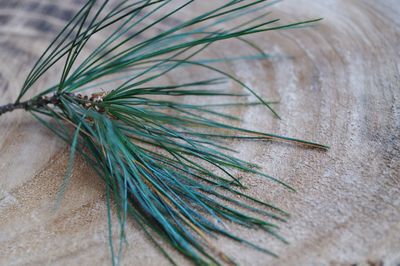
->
[
  {"left": 0, "top": 95, "right": 60, "bottom": 116},
  {"left": 0, "top": 91, "right": 107, "bottom": 117}
]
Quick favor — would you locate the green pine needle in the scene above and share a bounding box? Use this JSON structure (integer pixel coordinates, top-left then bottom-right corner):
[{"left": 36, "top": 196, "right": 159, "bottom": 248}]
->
[{"left": 0, "top": 1, "right": 327, "bottom": 265}]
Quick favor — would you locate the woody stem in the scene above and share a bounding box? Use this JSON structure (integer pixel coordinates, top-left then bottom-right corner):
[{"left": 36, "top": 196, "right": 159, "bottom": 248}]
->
[{"left": 0, "top": 95, "right": 60, "bottom": 117}]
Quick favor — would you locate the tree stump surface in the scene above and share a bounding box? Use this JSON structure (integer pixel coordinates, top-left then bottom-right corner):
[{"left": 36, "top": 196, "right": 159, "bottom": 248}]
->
[{"left": 0, "top": 1, "right": 399, "bottom": 265}]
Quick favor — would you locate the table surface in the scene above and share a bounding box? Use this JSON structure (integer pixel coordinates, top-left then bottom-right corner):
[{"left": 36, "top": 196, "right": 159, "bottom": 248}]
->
[{"left": 0, "top": 1, "right": 399, "bottom": 265}]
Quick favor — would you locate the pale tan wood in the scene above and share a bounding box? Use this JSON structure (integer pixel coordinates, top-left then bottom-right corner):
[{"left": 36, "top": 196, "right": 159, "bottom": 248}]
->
[{"left": 0, "top": 1, "right": 399, "bottom": 265}]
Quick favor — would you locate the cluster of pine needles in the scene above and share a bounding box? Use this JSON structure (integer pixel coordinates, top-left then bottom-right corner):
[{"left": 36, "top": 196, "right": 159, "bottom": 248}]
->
[{"left": 0, "top": 0, "right": 327, "bottom": 265}]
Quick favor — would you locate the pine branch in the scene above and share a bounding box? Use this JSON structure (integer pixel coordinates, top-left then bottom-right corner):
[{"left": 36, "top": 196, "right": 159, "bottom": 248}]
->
[
  {"left": 0, "top": 95, "right": 60, "bottom": 116},
  {"left": 0, "top": 1, "right": 327, "bottom": 265},
  {"left": 0, "top": 102, "right": 27, "bottom": 115}
]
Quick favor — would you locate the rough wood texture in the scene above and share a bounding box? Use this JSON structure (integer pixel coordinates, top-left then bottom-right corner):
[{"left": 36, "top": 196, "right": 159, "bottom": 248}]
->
[{"left": 0, "top": 1, "right": 399, "bottom": 265}]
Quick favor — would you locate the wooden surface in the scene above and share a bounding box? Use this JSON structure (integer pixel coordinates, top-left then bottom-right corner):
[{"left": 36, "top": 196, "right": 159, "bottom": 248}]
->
[{"left": 1, "top": 1, "right": 399, "bottom": 265}]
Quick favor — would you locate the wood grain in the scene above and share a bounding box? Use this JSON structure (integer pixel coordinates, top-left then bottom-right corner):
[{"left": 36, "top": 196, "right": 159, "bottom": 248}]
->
[{"left": 0, "top": 1, "right": 399, "bottom": 265}]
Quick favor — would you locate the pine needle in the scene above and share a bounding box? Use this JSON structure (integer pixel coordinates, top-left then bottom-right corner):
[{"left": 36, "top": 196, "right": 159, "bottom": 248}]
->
[{"left": 0, "top": 1, "right": 326, "bottom": 265}]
